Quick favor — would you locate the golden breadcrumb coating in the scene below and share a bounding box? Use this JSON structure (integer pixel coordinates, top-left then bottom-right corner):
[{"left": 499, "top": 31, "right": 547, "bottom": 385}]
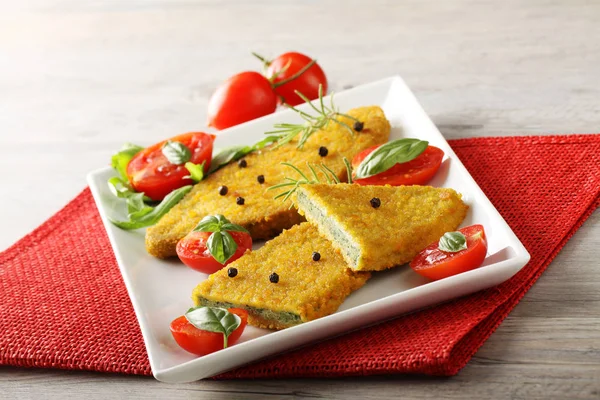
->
[{"left": 145, "top": 106, "right": 391, "bottom": 258}]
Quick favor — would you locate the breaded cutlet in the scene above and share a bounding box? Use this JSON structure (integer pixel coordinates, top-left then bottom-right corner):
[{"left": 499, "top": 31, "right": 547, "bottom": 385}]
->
[
  {"left": 294, "top": 184, "right": 468, "bottom": 271},
  {"left": 146, "top": 106, "right": 391, "bottom": 258},
  {"left": 192, "top": 222, "right": 371, "bottom": 330}
]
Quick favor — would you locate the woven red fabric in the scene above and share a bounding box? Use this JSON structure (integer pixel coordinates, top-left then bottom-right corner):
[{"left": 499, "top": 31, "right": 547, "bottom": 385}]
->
[{"left": 1, "top": 135, "right": 598, "bottom": 379}]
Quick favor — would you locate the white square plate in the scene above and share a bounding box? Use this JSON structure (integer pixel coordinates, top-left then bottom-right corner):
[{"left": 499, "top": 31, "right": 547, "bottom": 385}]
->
[{"left": 87, "top": 76, "right": 530, "bottom": 383}]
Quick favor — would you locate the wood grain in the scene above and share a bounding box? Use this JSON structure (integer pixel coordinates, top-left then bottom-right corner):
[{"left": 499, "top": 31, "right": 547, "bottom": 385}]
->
[{"left": 1, "top": 0, "right": 598, "bottom": 398}]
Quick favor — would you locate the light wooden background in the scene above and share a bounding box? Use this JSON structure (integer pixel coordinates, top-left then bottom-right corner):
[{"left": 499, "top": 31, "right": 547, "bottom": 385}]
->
[{"left": 1, "top": 0, "right": 599, "bottom": 399}]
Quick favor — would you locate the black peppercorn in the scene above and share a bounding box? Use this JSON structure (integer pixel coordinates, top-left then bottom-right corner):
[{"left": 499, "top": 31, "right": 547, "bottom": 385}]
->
[
  {"left": 318, "top": 146, "right": 328, "bottom": 157},
  {"left": 236, "top": 197, "right": 245, "bottom": 205},
  {"left": 218, "top": 185, "right": 228, "bottom": 196},
  {"left": 353, "top": 121, "right": 364, "bottom": 132},
  {"left": 238, "top": 159, "right": 247, "bottom": 168},
  {"left": 227, "top": 267, "right": 238, "bottom": 278},
  {"left": 370, "top": 197, "right": 381, "bottom": 208},
  {"left": 312, "top": 251, "right": 321, "bottom": 261},
  {"left": 257, "top": 175, "right": 265, "bottom": 184},
  {"left": 269, "top": 272, "right": 279, "bottom": 283}
]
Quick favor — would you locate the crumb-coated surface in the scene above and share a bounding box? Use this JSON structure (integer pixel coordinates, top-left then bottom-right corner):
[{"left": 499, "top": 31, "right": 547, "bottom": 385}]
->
[
  {"left": 145, "top": 106, "right": 391, "bottom": 258},
  {"left": 296, "top": 184, "right": 468, "bottom": 271},
  {"left": 191, "top": 222, "right": 371, "bottom": 330}
]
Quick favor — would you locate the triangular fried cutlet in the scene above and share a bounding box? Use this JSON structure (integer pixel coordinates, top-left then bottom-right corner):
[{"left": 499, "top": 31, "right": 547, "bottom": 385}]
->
[
  {"left": 294, "top": 184, "right": 468, "bottom": 271},
  {"left": 192, "top": 222, "right": 370, "bottom": 330},
  {"left": 146, "top": 106, "right": 391, "bottom": 258}
]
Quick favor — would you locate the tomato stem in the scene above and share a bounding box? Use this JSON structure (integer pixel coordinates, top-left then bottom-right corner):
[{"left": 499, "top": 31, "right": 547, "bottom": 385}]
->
[
  {"left": 251, "top": 52, "right": 271, "bottom": 67},
  {"left": 272, "top": 59, "right": 317, "bottom": 89}
]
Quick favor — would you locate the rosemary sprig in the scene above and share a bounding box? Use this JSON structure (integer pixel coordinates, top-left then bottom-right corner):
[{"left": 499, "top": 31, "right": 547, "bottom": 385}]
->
[
  {"left": 267, "top": 158, "right": 353, "bottom": 206},
  {"left": 264, "top": 85, "right": 363, "bottom": 149}
]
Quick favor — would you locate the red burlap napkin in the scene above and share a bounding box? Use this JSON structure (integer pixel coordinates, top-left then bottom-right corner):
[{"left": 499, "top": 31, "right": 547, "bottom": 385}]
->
[{"left": 1, "top": 135, "right": 598, "bottom": 379}]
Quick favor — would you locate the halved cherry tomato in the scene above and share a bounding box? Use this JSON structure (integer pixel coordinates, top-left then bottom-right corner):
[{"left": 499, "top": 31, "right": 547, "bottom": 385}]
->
[
  {"left": 267, "top": 52, "right": 328, "bottom": 106},
  {"left": 410, "top": 225, "right": 488, "bottom": 280},
  {"left": 126, "top": 132, "right": 214, "bottom": 201},
  {"left": 351, "top": 145, "right": 444, "bottom": 186},
  {"left": 176, "top": 230, "right": 252, "bottom": 274},
  {"left": 170, "top": 308, "right": 248, "bottom": 356},
  {"left": 207, "top": 71, "right": 278, "bottom": 130}
]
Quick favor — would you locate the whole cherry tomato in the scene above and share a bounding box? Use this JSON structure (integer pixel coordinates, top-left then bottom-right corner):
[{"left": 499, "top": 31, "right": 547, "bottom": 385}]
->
[
  {"left": 352, "top": 145, "right": 444, "bottom": 186},
  {"left": 410, "top": 225, "right": 488, "bottom": 280},
  {"left": 266, "top": 52, "right": 328, "bottom": 106},
  {"left": 170, "top": 308, "right": 248, "bottom": 356},
  {"left": 176, "top": 230, "right": 252, "bottom": 274},
  {"left": 126, "top": 132, "right": 214, "bottom": 201},
  {"left": 207, "top": 71, "right": 278, "bottom": 130}
]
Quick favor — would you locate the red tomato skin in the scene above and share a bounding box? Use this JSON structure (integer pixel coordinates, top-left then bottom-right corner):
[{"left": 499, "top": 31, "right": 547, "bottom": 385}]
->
[
  {"left": 127, "top": 132, "right": 215, "bottom": 201},
  {"left": 352, "top": 145, "right": 444, "bottom": 186},
  {"left": 176, "top": 230, "right": 253, "bottom": 274},
  {"left": 170, "top": 308, "right": 248, "bottom": 356},
  {"left": 410, "top": 225, "right": 488, "bottom": 281},
  {"left": 267, "top": 52, "right": 328, "bottom": 106},
  {"left": 207, "top": 71, "right": 278, "bottom": 130}
]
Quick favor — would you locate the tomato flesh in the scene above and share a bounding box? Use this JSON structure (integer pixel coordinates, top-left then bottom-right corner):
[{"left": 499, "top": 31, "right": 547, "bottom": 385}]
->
[
  {"left": 176, "top": 230, "right": 253, "bottom": 274},
  {"left": 352, "top": 145, "right": 444, "bottom": 186},
  {"left": 410, "top": 225, "right": 488, "bottom": 280},
  {"left": 126, "top": 132, "right": 214, "bottom": 201},
  {"left": 207, "top": 71, "right": 278, "bottom": 130},
  {"left": 267, "top": 52, "right": 328, "bottom": 106},
  {"left": 170, "top": 308, "right": 248, "bottom": 356}
]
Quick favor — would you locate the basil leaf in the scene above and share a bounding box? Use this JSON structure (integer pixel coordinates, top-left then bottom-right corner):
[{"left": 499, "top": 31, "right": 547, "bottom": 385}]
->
[
  {"left": 438, "top": 231, "right": 468, "bottom": 253},
  {"left": 128, "top": 205, "right": 154, "bottom": 220},
  {"left": 109, "top": 185, "right": 193, "bottom": 230},
  {"left": 253, "top": 135, "right": 279, "bottom": 150},
  {"left": 353, "top": 139, "right": 429, "bottom": 179},
  {"left": 207, "top": 231, "right": 238, "bottom": 264},
  {"left": 126, "top": 192, "right": 147, "bottom": 213},
  {"left": 184, "top": 161, "right": 206, "bottom": 182},
  {"left": 185, "top": 306, "right": 241, "bottom": 348},
  {"left": 193, "top": 214, "right": 248, "bottom": 233},
  {"left": 162, "top": 141, "right": 192, "bottom": 165},
  {"left": 111, "top": 143, "right": 144, "bottom": 181},
  {"left": 193, "top": 215, "right": 222, "bottom": 232},
  {"left": 220, "top": 223, "right": 249, "bottom": 233},
  {"left": 107, "top": 176, "right": 136, "bottom": 198},
  {"left": 209, "top": 145, "right": 253, "bottom": 173}
]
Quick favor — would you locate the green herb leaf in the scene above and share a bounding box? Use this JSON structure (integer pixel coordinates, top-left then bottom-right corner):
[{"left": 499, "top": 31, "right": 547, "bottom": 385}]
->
[
  {"left": 185, "top": 306, "right": 241, "bottom": 348},
  {"left": 110, "top": 143, "right": 144, "bottom": 181},
  {"left": 207, "top": 231, "right": 238, "bottom": 264},
  {"left": 353, "top": 139, "right": 429, "bottom": 179},
  {"left": 185, "top": 161, "right": 206, "bottom": 182},
  {"left": 107, "top": 176, "right": 136, "bottom": 198},
  {"left": 126, "top": 192, "right": 148, "bottom": 214},
  {"left": 253, "top": 135, "right": 279, "bottom": 150},
  {"left": 162, "top": 140, "right": 192, "bottom": 165},
  {"left": 209, "top": 145, "right": 253, "bottom": 173},
  {"left": 193, "top": 214, "right": 228, "bottom": 232},
  {"left": 109, "top": 185, "right": 193, "bottom": 230},
  {"left": 192, "top": 215, "right": 248, "bottom": 263},
  {"left": 438, "top": 231, "right": 468, "bottom": 253}
]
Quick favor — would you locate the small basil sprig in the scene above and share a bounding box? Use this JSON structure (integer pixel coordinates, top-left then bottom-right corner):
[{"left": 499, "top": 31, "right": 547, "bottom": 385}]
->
[
  {"left": 353, "top": 138, "right": 429, "bottom": 179},
  {"left": 111, "top": 143, "right": 144, "bottom": 181},
  {"left": 110, "top": 185, "right": 193, "bottom": 230},
  {"left": 209, "top": 137, "right": 278, "bottom": 173},
  {"left": 438, "top": 231, "right": 468, "bottom": 252},
  {"left": 162, "top": 140, "right": 192, "bottom": 165},
  {"left": 185, "top": 161, "right": 206, "bottom": 182},
  {"left": 185, "top": 306, "right": 241, "bottom": 348},
  {"left": 193, "top": 215, "right": 249, "bottom": 264}
]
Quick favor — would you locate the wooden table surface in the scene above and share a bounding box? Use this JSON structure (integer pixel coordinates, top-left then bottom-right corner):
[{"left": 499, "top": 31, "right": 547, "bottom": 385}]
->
[{"left": 1, "top": 0, "right": 599, "bottom": 398}]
